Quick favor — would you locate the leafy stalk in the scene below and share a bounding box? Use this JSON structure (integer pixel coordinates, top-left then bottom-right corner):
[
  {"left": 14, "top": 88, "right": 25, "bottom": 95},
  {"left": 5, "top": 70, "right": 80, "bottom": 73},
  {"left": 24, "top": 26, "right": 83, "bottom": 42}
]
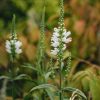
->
[
  {"left": 58, "top": 0, "right": 64, "bottom": 99},
  {"left": 36, "top": 6, "right": 45, "bottom": 80},
  {"left": 65, "top": 52, "right": 72, "bottom": 77},
  {"left": 10, "top": 15, "right": 16, "bottom": 61},
  {"left": 10, "top": 14, "right": 16, "bottom": 100}
]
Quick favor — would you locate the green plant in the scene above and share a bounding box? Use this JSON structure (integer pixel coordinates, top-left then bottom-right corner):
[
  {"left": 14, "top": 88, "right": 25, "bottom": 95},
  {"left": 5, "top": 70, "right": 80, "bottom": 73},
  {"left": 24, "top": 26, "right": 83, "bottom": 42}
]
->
[
  {"left": 68, "top": 66, "right": 100, "bottom": 100},
  {"left": 0, "top": 0, "right": 89, "bottom": 100},
  {"left": 0, "top": 15, "right": 30, "bottom": 100},
  {"left": 50, "top": 0, "right": 87, "bottom": 100},
  {"left": 23, "top": 6, "right": 56, "bottom": 100}
]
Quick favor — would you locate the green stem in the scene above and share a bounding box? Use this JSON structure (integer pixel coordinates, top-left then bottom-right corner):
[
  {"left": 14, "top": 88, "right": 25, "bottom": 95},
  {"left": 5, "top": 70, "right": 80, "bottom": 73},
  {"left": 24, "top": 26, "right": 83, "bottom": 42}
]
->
[
  {"left": 12, "top": 80, "right": 15, "bottom": 100},
  {"left": 59, "top": 28, "right": 63, "bottom": 100},
  {"left": 60, "top": 61, "right": 62, "bottom": 100},
  {"left": 59, "top": 57, "right": 62, "bottom": 100},
  {"left": 11, "top": 56, "right": 15, "bottom": 100}
]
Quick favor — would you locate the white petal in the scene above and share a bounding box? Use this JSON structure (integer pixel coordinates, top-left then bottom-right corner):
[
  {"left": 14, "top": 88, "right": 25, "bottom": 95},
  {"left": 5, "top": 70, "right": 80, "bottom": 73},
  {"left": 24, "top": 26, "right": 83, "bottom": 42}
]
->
[
  {"left": 63, "top": 31, "right": 71, "bottom": 37},
  {"left": 53, "top": 32, "right": 59, "bottom": 37},
  {"left": 51, "top": 36, "right": 59, "bottom": 42},
  {"left": 62, "top": 37, "right": 67, "bottom": 42},
  {"left": 54, "top": 28, "right": 59, "bottom": 32},
  {"left": 6, "top": 40, "right": 10, "bottom": 45},
  {"left": 65, "top": 37, "right": 72, "bottom": 43},
  {"left": 62, "top": 44, "right": 66, "bottom": 50},
  {"left": 10, "top": 40, "right": 15, "bottom": 44},
  {"left": 15, "top": 41, "right": 22, "bottom": 48},
  {"left": 5, "top": 40, "right": 11, "bottom": 53},
  {"left": 51, "top": 48, "right": 59, "bottom": 55},
  {"left": 51, "top": 41, "right": 59, "bottom": 47},
  {"left": 62, "top": 37, "right": 72, "bottom": 43},
  {"left": 63, "top": 29, "right": 66, "bottom": 32},
  {"left": 51, "top": 50, "right": 57, "bottom": 55},
  {"left": 6, "top": 48, "right": 11, "bottom": 53},
  {"left": 5, "top": 40, "right": 11, "bottom": 50},
  {"left": 66, "top": 31, "right": 71, "bottom": 36},
  {"left": 15, "top": 49, "right": 22, "bottom": 54}
]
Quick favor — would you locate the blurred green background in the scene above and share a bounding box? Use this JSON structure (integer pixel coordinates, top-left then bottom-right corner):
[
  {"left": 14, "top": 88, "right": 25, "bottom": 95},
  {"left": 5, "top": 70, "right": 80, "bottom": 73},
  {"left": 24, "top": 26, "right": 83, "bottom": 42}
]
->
[
  {"left": 0, "top": 0, "right": 100, "bottom": 99},
  {"left": 0, "top": 0, "right": 100, "bottom": 67}
]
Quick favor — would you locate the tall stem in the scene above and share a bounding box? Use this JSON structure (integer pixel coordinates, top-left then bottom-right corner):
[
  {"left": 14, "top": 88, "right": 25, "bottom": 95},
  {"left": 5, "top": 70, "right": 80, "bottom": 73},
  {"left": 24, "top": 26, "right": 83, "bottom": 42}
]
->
[
  {"left": 59, "top": 44, "right": 63, "bottom": 100},
  {"left": 37, "top": 5, "right": 46, "bottom": 99},
  {"left": 12, "top": 80, "right": 15, "bottom": 100},
  {"left": 59, "top": 59, "right": 62, "bottom": 100},
  {"left": 11, "top": 15, "right": 16, "bottom": 100},
  {"left": 58, "top": 0, "right": 64, "bottom": 99},
  {"left": 11, "top": 56, "right": 15, "bottom": 100}
]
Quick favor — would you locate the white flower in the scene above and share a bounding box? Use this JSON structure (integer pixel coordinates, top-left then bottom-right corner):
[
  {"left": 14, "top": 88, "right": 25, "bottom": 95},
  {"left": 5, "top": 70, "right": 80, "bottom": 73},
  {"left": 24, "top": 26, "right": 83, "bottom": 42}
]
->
[
  {"left": 15, "top": 48, "right": 22, "bottom": 54},
  {"left": 53, "top": 32, "right": 59, "bottom": 37},
  {"left": 51, "top": 27, "right": 72, "bottom": 56},
  {"left": 5, "top": 39, "right": 22, "bottom": 54},
  {"left": 51, "top": 41, "right": 59, "bottom": 47},
  {"left": 62, "top": 37, "right": 72, "bottom": 43},
  {"left": 51, "top": 48, "right": 59, "bottom": 55},
  {"left": 51, "top": 36, "right": 59, "bottom": 42},
  {"left": 54, "top": 28, "right": 59, "bottom": 32},
  {"left": 5, "top": 40, "right": 11, "bottom": 53},
  {"left": 63, "top": 31, "right": 71, "bottom": 37},
  {"left": 15, "top": 41, "right": 22, "bottom": 49}
]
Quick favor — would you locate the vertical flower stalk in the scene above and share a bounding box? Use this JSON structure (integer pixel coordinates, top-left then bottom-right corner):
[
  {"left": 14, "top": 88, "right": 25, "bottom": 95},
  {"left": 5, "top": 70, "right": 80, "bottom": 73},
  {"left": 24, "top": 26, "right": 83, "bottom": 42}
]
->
[
  {"left": 50, "top": 0, "right": 72, "bottom": 99},
  {"left": 37, "top": 7, "right": 45, "bottom": 76},
  {"left": 65, "top": 52, "right": 72, "bottom": 78},
  {"left": 5, "top": 15, "right": 22, "bottom": 61},
  {"left": 36, "top": 6, "right": 46, "bottom": 100},
  {"left": 5, "top": 15, "right": 22, "bottom": 100}
]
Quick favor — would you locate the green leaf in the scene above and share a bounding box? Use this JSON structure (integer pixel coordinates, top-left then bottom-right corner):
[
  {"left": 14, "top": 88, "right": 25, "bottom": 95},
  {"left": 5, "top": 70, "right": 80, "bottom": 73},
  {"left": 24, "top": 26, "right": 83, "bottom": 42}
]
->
[
  {"left": 63, "top": 87, "right": 87, "bottom": 100},
  {"left": 30, "top": 84, "right": 56, "bottom": 93},
  {"left": 0, "top": 75, "right": 10, "bottom": 80},
  {"left": 45, "top": 88, "right": 54, "bottom": 100},
  {"left": 13, "top": 74, "right": 31, "bottom": 81},
  {"left": 23, "top": 63, "right": 38, "bottom": 72},
  {"left": 90, "top": 76, "right": 100, "bottom": 100},
  {"left": 45, "top": 71, "right": 52, "bottom": 80},
  {"left": 72, "top": 71, "right": 87, "bottom": 81}
]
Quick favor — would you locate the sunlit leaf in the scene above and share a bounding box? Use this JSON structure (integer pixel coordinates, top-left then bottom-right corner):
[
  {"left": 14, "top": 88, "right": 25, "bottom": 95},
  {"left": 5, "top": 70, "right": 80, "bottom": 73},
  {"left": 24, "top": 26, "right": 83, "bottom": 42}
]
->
[
  {"left": 23, "top": 63, "right": 38, "bottom": 72},
  {"left": 0, "top": 75, "right": 10, "bottom": 80},
  {"left": 13, "top": 74, "right": 31, "bottom": 81},
  {"left": 63, "top": 87, "right": 87, "bottom": 100},
  {"left": 30, "top": 84, "right": 56, "bottom": 93}
]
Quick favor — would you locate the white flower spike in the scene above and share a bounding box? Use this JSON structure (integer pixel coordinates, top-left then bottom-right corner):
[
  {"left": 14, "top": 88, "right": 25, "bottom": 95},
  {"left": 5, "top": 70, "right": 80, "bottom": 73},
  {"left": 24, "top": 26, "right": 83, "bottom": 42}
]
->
[
  {"left": 5, "top": 39, "right": 22, "bottom": 54},
  {"left": 5, "top": 15, "right": 22, "bottom": 55},
  {"left": 51, "top": 27, "right": 72, "bottom": 56},
  {"left": 51, "top": 48, "right": 59, "bottom": 56}
]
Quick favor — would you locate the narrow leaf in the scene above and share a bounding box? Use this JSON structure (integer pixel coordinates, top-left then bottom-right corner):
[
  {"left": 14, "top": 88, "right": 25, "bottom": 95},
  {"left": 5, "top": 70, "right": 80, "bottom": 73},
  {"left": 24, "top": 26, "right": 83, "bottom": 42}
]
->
[
  {"left": 45, "top": 88, "right": 54, "bottom": 100},
  {"left": 13, "top": 74, "right": 31, "bottom": 81},
  {"left": 63, "top": 87, "right": 87, "bottom": 100},
  {"left": 30, "top": 84, "right": 56, "bottom": 93}
]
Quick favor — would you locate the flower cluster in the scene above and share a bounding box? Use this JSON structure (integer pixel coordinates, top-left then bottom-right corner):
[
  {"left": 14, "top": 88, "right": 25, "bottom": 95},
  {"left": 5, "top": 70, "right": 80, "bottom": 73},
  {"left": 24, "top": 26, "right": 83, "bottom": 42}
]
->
[
  {"left": 5, "top": 39, "right": 22, "bottom": 54},
  {"left": 51, "top": 27, "right": 72, "bottom": 55}
]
